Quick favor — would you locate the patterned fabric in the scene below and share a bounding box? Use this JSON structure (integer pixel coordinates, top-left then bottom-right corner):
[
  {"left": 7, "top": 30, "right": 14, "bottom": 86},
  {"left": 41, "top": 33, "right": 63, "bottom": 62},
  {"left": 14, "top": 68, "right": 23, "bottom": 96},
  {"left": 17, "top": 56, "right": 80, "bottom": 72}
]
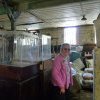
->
[
  {"left": 64, "top": 57, "right": 71, "bottom": 86},
  {"left": 72, "top": 58, "right": 85, "bottom": 72},
  {"left": 70, "top": 51, "right": 81, "bottom": 62},
  {"left": 72, "top": 58, "right": 84, "bottom": 84},
  {"left": 51, "top": 54, "right": 73, "bottom": 89}
]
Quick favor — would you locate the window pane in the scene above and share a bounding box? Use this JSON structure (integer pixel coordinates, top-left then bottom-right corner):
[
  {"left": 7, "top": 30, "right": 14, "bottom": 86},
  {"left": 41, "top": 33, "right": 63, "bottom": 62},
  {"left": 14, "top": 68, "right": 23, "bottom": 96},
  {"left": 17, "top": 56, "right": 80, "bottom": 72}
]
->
[{"left": 64, "top": 27, "right": 76, "bottom": 45}]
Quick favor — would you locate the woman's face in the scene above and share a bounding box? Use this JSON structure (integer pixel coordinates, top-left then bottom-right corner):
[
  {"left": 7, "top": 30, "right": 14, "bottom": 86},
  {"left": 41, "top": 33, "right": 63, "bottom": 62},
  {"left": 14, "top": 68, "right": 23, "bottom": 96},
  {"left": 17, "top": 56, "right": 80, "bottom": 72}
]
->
[{"left": 61, "top": 45, "right": 70, "bottom": 57}]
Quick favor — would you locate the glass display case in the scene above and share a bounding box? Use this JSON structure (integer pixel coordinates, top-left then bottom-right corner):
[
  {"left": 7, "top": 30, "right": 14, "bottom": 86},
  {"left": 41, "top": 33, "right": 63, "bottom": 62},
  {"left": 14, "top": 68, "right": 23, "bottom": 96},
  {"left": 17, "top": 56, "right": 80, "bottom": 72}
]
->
[
  {"left": 0, "top": 31, "right": 41, "bottom": 66},
  {"left": 0, "top": 31, "right": 51, "bottom": 100},
  {"left": 41, "top": 34, "right": 51, "bottom": 61},
  {"left": 0, "top": 31, "right": 43, "bottom": 100}
]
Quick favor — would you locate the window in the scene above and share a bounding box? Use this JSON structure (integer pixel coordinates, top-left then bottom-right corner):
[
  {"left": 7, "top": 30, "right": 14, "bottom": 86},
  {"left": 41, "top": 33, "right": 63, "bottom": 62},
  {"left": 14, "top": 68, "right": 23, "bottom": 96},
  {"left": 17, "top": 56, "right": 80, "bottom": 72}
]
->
[{"left": 64, "top": 27, "right": 77, "bottom": 45}]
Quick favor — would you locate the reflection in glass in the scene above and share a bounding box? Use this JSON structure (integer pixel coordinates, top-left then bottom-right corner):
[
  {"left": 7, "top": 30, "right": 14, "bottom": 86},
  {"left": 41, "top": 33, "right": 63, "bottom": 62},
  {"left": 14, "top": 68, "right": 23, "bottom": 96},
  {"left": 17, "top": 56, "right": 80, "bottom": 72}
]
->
[{"left": 42, "top": 35, "right": 51, "bottom": 61}]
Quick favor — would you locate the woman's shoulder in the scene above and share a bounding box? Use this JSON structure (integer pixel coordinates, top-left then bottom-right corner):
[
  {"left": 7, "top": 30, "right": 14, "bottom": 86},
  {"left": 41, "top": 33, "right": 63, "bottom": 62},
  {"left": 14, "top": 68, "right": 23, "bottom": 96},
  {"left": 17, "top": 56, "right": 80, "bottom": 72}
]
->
[{"left": 54, "top": 54, "right": 64, "bottom": 61}]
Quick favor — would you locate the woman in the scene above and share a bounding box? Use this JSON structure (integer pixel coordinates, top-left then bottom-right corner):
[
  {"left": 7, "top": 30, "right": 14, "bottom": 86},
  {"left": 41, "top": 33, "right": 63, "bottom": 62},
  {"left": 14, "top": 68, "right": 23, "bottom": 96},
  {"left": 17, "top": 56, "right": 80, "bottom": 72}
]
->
[{"left": 51, "top": 43, "right": 73, "bottom": 100}]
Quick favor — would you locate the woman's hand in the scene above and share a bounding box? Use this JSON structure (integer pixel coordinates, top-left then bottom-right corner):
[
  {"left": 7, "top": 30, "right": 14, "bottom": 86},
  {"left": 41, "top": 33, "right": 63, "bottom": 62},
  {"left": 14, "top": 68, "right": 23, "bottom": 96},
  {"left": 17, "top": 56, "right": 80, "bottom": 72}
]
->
[{"left": 60, "top": 87, "right": 65, "bottom": 94}]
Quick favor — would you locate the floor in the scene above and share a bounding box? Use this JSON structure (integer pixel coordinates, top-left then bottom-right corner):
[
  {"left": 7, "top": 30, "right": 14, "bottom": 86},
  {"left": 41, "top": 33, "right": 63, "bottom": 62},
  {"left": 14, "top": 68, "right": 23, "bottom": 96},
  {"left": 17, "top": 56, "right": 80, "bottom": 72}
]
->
[{"left": 71, "top": 89, "right": 93, "bottom": 100}]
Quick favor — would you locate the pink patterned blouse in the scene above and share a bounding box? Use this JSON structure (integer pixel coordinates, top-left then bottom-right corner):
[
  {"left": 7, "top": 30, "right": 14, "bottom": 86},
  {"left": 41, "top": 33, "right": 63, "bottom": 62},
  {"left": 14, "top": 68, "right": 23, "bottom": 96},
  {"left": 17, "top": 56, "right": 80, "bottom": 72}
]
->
[{"left": 51, "top": 54, "right": 73, "bottom": 89}]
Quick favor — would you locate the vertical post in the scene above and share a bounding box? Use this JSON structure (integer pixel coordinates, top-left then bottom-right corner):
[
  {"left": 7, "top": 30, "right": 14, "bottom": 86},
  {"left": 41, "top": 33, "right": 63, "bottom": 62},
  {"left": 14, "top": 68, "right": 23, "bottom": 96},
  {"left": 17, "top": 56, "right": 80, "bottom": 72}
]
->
[
  {"left": 11, "top": 19, "right": 15, "bottom": 31},
  {"left": 3, "top": 0, "right": 16, "bottom": 63}
]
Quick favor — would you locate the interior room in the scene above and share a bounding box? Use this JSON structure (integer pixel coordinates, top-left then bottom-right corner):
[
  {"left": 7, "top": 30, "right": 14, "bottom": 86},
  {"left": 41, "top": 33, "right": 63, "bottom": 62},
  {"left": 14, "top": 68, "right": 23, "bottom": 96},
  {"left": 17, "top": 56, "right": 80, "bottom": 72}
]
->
[{"left": 0, "top": 0, "right": 100, "bottom": 100}]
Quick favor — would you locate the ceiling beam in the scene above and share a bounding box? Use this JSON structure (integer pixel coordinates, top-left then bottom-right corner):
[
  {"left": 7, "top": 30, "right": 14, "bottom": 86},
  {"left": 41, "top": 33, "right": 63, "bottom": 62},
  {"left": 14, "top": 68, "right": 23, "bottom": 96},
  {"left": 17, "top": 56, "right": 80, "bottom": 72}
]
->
[
  {"left": 1, "top": 0, "right": 90, "bottom": 12},
  {"left": 15, "top": 0, "right": 89, "bottom": 11}
]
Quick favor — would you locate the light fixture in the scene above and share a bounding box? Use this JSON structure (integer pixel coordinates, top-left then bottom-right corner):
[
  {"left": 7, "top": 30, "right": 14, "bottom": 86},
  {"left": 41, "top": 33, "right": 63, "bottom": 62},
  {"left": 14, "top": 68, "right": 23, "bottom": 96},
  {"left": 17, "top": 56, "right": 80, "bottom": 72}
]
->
[
  {"left": 81, "top": 15, "right": 87, "bottom": 21},
  {"left": 80, "top": 0, "right": 87, "bottom": 21}
]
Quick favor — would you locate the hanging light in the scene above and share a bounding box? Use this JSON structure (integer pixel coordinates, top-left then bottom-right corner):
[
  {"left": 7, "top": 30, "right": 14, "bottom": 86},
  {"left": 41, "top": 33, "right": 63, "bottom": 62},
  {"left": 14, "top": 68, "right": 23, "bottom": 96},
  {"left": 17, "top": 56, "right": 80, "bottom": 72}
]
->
[
  {"left": 80, "top": 0, "right": 87, "bottom": 21},
  {"left": 81, "top": 15, "right": 87, "bottom": 21}
]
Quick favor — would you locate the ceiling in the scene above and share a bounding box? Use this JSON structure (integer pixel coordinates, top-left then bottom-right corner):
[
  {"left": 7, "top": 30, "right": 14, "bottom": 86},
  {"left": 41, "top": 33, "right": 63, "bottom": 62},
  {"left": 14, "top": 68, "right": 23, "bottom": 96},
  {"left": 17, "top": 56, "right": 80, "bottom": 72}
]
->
[{"left": 0, "top": 0, "right": 100, "bottom": 30}]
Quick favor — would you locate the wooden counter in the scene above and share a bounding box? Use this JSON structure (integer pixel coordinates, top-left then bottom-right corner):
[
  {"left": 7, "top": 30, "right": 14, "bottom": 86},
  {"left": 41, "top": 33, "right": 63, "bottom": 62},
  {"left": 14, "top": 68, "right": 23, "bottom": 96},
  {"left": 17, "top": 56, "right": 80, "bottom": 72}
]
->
[{"left": 0, "top": 63, "right": 40, "bottom": 100}]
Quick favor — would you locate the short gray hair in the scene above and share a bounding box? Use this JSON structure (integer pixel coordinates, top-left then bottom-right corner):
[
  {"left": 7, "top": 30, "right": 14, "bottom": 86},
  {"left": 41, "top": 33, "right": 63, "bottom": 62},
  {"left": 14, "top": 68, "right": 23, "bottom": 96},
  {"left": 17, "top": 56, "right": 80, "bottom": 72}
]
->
[{"left": 60, "top": 43, "right": 70, "bottom": 53}]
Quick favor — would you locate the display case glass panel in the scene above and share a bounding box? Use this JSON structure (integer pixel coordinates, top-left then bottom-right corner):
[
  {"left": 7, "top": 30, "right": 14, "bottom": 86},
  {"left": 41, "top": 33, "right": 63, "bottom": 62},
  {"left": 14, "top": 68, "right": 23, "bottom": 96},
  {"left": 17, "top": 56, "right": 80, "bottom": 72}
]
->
[
  {"left": 42, "top": 35, "right": 51, "bottom": 61},
  {"left": 0, "top": 31, "right": 13, "bottom": 64},
  {"left": 0, "top": 31, "right": 41, "bottom": 66},
  {"left": 13, "top": 31, "right": 40, "bottom": 64}
]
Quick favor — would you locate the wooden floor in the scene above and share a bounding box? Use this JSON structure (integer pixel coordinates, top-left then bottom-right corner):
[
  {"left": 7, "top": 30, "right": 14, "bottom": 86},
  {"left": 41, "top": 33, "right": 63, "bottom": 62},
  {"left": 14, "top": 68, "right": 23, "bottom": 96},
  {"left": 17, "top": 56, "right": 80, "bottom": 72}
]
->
[{"left": 71, "top": 89, "right": 93, "bottom": 100}]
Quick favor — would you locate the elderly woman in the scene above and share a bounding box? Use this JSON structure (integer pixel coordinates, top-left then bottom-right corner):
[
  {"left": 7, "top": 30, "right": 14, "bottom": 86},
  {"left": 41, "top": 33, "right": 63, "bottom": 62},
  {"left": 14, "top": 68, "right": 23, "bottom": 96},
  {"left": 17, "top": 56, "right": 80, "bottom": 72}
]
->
[{"left": 51, "top": 43, "right": 73, "bottom": 100}]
